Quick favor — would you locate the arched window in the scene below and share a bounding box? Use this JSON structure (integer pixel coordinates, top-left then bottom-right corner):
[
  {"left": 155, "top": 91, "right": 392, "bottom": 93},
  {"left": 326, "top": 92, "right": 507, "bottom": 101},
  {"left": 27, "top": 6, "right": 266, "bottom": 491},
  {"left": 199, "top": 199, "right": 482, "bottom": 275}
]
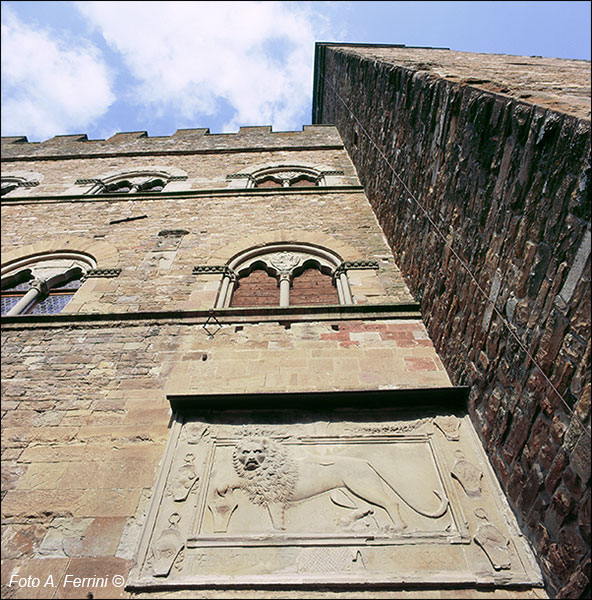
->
[
  {"left": 251, "top": 167, "right": 323, "bottom": 188},
  {"left": 1, "top": 175, "right": 40, "bottom": 196},
  {"left": 215, "top": 243, "right": 353, "bottom": 309},
  {"left": 138, "top": 178, "right": 166, "bottom": 193},
  {"left": 76, "top": 172, "right": 178, "bottom": 195},
  {"left": 290, "top": 262, "right": 339, "bottom": 306},
  {"left": 288, "top": 174, "right": 318, "bottom": 187},
  {"left": 254, "top": 177, "right": 282, "bottom": 188},
  {"left": 229, "top": 264, "right": 280, "bottom": 307},
  {"left": 97, "top": 175, "right": 167, "bottom": 195},
  {"left": 103, "top": 180, "right": 134, "bottom": 194},
  {"left": 1, "top": 253, "right": 95, "bottom": 316}
]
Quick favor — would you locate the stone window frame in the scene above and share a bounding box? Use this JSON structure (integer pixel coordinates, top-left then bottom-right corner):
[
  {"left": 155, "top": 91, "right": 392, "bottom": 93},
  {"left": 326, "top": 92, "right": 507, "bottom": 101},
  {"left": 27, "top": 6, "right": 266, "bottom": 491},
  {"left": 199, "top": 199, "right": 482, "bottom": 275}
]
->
[
  {"left": 1, "top": 251, "right": 97, "bottom": 316},
  {"left": 74, "top": 168, "right": 188, "bottom": 195},
  {"left": 226, "top": 164, "right": 345, "bottom": 189},
  {"left": 1, "top": 175, "right": 41, "bottom": 197},
  {"left": 1, "top": 236, "right": 120, "bottom": 316},
  {"left": 213, "top": 243, "right": 353, "bottom": 308}
]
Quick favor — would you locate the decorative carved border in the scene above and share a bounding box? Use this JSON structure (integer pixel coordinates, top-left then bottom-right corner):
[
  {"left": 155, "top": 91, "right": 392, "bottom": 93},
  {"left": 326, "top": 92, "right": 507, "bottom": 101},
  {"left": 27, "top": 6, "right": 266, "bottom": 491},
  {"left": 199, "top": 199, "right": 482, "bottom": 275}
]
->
[
  {"left": 76, "top": 175, "right": 187, "bottom": 187},
  {"left": 225, "top": 173, "right": 252, "bottom": 180},
  {"left": 75, "top": 178, "right": 103, "bottom": 185},
  {"left": 343, "top": 260, "right": 380, "bottom": 269},
  {"left": 193, "top": 265, "right": 235, "bottom": 276},
  {"left": 84, "top": 268, "right": 122, "bottom": 278},
  {"left": 16, "top": 181, "right": 40, "bottom": 188},
  {"left": 334, "top": 260, "right": 379, "bottom": 278}
]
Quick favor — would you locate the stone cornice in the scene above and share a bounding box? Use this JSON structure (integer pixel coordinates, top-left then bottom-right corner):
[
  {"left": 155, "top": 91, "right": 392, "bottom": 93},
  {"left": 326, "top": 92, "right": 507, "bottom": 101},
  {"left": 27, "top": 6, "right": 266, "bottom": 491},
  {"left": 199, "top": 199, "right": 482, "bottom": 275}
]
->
[
  {"left": 0, "top": 185, "right": 365, "bottom": 205},
  {"left": 1, "top": 302, "right": 422, "bottom": 330}
]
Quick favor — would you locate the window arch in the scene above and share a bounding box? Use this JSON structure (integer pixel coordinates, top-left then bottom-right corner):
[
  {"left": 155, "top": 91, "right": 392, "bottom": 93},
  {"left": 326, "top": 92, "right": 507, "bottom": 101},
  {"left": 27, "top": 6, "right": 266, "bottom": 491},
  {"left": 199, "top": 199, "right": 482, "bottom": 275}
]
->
[
  {"left": 1, "top": 252, "right": 96, "bottom": 316},
  {"left": 1, "top": 175, "right": 40, "bottom": 196},
  {"left": 75, "top": 168, "right": 187, "bottom": 195},
  {"left": 251, "top": 167, "right": 323, "bottom": 188},
  {"left": 226, "top": 164, "right": 348, "bottom": 189},
  {"left": 94, "top": 173, "right": 169, "bottom": 195},
  {"left": 214, "top": 243, "right": 353, "bottom": 308}
]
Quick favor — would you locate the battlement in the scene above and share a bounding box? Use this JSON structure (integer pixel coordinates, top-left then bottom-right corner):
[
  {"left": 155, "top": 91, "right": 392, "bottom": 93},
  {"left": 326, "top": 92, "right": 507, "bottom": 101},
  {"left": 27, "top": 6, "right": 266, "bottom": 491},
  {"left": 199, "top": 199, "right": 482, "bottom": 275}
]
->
[{"left": 1, "top": 125, "right": 343, "bottom": 159}]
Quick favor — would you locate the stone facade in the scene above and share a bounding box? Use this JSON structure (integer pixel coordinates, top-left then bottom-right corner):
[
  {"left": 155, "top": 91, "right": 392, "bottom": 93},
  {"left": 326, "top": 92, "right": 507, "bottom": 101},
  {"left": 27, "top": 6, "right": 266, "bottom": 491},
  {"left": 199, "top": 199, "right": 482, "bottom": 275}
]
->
[
  {"left": 3, "top": 121, "right": 545, "bottom": 598},
  {"left": 313, "top": 44, "right": 590, "bottom": 598}
]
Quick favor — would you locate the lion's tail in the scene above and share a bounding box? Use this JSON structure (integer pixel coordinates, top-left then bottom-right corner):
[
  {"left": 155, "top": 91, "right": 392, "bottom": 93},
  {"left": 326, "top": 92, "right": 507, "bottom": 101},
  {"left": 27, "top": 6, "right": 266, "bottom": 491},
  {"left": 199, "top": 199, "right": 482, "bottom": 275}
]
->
[{"left": 369, "top": 463, "right": 449, "bottom": 519}]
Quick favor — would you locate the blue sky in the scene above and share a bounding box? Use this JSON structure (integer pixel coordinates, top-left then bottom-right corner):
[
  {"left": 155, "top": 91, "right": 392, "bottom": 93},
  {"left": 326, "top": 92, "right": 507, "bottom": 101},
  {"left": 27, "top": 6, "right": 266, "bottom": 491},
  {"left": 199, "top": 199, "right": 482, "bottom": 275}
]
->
[{"left": 2, "top": 1, "right": 590, "bottom": 142}]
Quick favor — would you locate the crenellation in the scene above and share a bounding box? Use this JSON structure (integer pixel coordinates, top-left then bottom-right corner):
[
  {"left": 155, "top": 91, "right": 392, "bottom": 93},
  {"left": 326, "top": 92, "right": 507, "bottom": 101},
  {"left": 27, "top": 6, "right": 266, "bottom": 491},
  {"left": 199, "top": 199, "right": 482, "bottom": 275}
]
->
[
  {"left": 106, "top": 131, "right": 148, "bottom": 143},
  {"left": 1, "top": 125, "right": 345, "bottom": 161}
]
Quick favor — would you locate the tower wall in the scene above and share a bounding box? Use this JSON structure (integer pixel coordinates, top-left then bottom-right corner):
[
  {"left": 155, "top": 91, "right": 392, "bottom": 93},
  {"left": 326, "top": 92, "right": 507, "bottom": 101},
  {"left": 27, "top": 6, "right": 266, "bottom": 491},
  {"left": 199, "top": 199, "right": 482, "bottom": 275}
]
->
[{"left": 314, "top": 45, "right": 591, "bottom": 597}]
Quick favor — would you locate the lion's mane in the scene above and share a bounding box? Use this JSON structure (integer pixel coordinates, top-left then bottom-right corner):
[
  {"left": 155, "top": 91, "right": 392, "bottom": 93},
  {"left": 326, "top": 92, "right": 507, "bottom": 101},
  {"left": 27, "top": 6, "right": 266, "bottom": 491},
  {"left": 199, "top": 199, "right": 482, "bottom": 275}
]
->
[{"left": 232, "top": 436, "right": 297, "bottom": 506}]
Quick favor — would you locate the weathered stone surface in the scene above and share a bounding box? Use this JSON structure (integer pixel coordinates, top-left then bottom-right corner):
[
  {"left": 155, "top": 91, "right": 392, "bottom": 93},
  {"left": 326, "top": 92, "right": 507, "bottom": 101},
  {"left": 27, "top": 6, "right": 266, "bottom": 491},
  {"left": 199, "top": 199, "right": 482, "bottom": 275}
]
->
[
  {"left": 0, "top": 80, "right": 560, "bottom": 598},
  {"left": 128, "top": 413, "right": 542, "bottom": 591},
  {"left": 314, "top": 43, "right": 590, "bottom": 597}
]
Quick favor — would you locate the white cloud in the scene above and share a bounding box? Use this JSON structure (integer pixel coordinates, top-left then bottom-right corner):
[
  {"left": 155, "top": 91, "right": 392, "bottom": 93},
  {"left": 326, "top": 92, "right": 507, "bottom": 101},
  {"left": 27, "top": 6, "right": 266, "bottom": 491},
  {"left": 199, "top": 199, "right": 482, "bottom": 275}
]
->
[
  {"left": 1, "top": 6, "right": 115, "bottom": 139},
  {"left": 75, "top": 1, "right": 338, "bottom": 131}
]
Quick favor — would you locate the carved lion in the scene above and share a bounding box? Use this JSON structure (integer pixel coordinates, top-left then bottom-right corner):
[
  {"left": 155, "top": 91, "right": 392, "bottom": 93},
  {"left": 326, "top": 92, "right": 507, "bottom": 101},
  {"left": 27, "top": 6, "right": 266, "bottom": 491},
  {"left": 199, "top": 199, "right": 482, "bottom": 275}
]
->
[{"left": 211, "top": 436, "right": 448, "bottom": 532}]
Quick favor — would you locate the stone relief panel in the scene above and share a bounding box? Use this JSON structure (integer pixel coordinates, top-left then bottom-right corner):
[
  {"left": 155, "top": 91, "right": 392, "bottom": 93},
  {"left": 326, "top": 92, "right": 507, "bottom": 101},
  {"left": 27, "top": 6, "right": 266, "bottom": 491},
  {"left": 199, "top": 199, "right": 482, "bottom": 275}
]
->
[{"left": 128, "top": 413, "right": 543, "bottom": 591}]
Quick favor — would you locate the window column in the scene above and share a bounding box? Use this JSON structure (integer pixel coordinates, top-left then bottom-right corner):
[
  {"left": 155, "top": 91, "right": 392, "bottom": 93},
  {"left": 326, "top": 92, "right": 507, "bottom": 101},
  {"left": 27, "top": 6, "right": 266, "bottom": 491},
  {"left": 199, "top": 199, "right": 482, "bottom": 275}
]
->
[
  {"left": 5, "top": 278, "right": 47, "bottom": 316},
  {"left": 215, "top": 269, "right": 237, "bottom": 309},
  {"left": 278, "top": 273, "right": 291, "bottom": 307}
]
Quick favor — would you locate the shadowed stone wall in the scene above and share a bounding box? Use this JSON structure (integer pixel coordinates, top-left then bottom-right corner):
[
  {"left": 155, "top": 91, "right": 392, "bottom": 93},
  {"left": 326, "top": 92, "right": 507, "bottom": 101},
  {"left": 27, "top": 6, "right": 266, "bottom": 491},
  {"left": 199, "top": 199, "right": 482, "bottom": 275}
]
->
[{"left": 313, "top": 44, "right": 591, "bottom": 598}]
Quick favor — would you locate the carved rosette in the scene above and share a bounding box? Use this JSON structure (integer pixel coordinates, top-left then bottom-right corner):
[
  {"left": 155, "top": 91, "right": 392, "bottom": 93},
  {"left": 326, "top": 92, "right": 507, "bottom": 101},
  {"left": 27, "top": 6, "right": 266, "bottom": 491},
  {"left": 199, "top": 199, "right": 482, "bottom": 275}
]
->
[{"left": 269, "top": 251, "right": 301, "bottom": 274}]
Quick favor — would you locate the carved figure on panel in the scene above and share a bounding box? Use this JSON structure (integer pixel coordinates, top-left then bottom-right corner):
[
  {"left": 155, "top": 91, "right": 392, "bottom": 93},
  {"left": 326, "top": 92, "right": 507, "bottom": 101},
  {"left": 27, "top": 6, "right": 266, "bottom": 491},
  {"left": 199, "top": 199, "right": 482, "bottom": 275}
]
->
[
  {"left": 151, "top": 513, "right": 184, "bottom": 577},
  {"left": 207, "top": 487, "right": 239, "bottom": 533},
  {"left": 172, "top": 453, "right": 199, "bottom": 502},
  {"left": 434, "top": 415, "right": 461, "bottom": 441},
  {"left": 473, "top": 508, "right": 511, "bottom": 570},
  {"left": 451, "top": 450, "right": 483, "bottom": 499},
  {"left": 184, "top": 423, "right": 210, "bottom": 445},
  {"left": 214, "top": 435, "right": 448, "bottom": 532}
]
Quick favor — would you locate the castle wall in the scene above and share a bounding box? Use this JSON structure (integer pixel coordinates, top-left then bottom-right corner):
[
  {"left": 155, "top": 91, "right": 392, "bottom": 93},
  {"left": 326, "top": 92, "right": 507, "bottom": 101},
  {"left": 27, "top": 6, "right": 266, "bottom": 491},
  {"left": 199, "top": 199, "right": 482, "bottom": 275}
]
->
[
  {"left": 2, "top": 127, "right": 470, "bottom": 599},
  {"left": 2, "top": 318, "right": 451, "bottom": 593},
  {"left": 1, "top": 188, "right": 411, "bottom": 312},
  {"left": 314, "top": 45, "right": 591, "bottom": 598}
]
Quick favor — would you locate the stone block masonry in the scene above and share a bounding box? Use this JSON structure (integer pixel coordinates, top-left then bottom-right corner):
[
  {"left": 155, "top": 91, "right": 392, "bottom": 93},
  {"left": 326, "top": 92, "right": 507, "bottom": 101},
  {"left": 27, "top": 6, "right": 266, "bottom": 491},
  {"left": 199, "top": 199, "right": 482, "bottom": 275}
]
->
[
  {"left": 1, "top": 317, "right": 450, "bottom": 599},
  {"left": 2, "top": 123, "right": 461, "bottom": 598},
  {"left": 314, "top": 44, "right": 590, "bottom": 598}
]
